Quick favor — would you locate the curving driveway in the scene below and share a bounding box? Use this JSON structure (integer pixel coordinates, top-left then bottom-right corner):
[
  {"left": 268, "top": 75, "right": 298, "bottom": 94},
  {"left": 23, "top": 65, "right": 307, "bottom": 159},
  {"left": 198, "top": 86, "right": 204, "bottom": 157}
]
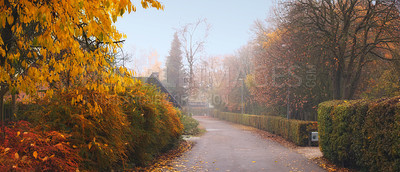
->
[{"left": 172, "top": 116, "right": 325, "bottom": 172}]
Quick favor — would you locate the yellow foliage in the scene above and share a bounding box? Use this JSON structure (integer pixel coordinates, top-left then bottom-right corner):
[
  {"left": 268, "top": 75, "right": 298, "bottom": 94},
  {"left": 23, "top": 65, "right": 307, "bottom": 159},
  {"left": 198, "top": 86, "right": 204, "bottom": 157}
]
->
[
  {"left": 0, "top": 0, "right": 163, "bottom": 97},
  {"left": 262, "top": 28, "right": 286, "bottom": 48}
]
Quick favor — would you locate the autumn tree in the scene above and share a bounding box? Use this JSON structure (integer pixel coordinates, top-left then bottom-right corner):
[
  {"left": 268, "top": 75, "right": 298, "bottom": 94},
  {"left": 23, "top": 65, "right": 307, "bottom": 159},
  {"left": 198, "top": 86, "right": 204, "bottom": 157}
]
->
[
  {"left": 211, "top": 45, "right": 255, "bottom": 113},
  {"left": 0, "top": 0, "right": 163, "bottom": 139},
  {"left": 179, "top": 18, "right": 210, "bottom": 95},
  {"left": 220, "top": 55, "right": 245, "bottom": 112},
  {"left": 291, "top": 0, "right": 400, "bottom": 99},
  {"left": 247, "top": 0, "right": 400, "bottom": 120},
  {"left": 249, "top": 16, "right": 333, "bottom": 120},
  {"left": 198, "top": 56, "right": 226, "bottom": 109},
  {"left": 234, "top": 44, "right": 260, "bottom": 114},
  {"left": 198, "top": 45, "right": 255, "bottom": 113},
  {"left": 165, "top": 32, "right": 185, "bottom": 104}
]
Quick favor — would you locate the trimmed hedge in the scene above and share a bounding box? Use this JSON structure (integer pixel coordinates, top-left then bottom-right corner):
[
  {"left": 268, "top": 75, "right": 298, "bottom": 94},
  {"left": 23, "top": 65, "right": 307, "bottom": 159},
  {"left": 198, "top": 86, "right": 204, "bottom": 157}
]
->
[
  {"left": 211, "top": 110, "right": 318, "bottom": 146},
  {"left": 318, "top": 96, "right": 400, "bottom": 171}
]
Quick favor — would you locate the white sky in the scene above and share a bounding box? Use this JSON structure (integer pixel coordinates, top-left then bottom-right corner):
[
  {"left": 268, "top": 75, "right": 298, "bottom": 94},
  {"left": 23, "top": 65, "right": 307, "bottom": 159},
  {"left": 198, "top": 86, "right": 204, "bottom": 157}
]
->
[{"left": 115, "top": 0, "right": 275, "bottom": 74}]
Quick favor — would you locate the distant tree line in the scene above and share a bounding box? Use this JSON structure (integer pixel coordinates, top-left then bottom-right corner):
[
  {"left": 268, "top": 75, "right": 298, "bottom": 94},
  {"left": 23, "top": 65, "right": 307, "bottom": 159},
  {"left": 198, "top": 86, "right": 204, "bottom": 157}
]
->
[{"left": 201, "top": 0, "right": 400, "bottom": 120}]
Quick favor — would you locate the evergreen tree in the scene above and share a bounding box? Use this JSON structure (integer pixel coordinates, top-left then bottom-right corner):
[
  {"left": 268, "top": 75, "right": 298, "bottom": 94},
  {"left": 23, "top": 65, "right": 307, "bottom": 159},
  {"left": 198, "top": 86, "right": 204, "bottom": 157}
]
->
[{"left": 165, "top": 32, "right": 185, "bottom": 104}]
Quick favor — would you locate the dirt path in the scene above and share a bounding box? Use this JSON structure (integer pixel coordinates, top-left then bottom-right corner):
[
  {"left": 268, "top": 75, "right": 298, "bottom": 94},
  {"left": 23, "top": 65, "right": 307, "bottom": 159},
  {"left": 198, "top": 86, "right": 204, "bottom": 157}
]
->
[{"left": 170, "top": 116, "right": 326, "bottom": 172}]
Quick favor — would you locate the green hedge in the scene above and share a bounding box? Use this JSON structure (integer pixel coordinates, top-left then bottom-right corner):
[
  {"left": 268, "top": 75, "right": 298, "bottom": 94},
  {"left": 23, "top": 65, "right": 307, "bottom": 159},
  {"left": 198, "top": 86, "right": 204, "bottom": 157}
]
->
[
  {"left": 318, "top": 96, "right": 400, "bottom": 171},
  {"left": 211, "top": 110, "right": 318, "bottom": 146}
]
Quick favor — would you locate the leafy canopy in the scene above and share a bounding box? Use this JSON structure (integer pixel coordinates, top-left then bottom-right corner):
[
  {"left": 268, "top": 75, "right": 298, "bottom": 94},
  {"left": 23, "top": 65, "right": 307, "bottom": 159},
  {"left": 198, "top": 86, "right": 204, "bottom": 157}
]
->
[{"left": 0, "top": 0, "right": 163, "bottom": 95}]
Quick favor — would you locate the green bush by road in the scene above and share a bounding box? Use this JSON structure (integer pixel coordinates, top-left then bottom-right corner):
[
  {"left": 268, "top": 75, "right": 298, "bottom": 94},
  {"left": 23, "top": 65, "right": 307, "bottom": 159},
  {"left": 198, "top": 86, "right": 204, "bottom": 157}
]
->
[
  {"left": 180, "top": 113, "right": 200, "bottom": 136},
  {"left": 318, "top": 96, "right": 400, "bottom": 171}
]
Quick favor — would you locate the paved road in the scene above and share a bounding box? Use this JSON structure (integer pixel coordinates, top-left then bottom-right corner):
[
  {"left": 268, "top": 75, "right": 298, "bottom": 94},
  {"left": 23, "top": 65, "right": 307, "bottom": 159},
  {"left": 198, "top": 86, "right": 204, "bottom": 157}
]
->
[{"left": 173, "top": 116, "right": 325, "bottom": 172}]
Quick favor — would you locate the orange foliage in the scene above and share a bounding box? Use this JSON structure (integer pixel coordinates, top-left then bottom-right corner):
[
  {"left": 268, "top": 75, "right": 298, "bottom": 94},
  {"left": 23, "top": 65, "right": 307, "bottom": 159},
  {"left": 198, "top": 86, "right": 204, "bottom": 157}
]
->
[
  {"left": 120, "top": 82, "right": 183, "bottom": 166},
  {"left": 23, "top": 87, "right": 131, "bottom": 170},
  {"left": 0, "top": 121, "right": 80, "bottom": 171}
]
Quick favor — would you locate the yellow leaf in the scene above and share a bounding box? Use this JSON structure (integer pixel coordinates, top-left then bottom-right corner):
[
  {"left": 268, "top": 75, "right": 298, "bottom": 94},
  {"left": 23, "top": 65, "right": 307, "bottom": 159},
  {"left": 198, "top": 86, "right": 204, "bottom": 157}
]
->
[
  {"left": 88, "top": 143, "right": 92, "bottom": 150},
  {"left": 7, "top": 16, "right": 14, "bottom": 25},
  {"left": 33, "top": 151, "right": 38, "bottom": 159},
  {"left": 0, "top": 47, "right": 5, "bottom": 57},
  {"left": 17, "top": 131, "right": 20, "bottom": 136},
  {"left": 0, "top": 17, "right": 5, "bottom": 28},
  {"left": 4, "top": 148, "right": 10, "bottom": 153},
  {"left": 14, "top": 153, "right": 19, "bottom": 159}
]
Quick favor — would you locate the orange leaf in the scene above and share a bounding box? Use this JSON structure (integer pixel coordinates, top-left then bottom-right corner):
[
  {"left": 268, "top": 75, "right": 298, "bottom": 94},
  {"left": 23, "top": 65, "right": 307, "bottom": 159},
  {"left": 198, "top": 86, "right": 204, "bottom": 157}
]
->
[{"left": 33, "top": 151, "right": 38, "bottom": 159}]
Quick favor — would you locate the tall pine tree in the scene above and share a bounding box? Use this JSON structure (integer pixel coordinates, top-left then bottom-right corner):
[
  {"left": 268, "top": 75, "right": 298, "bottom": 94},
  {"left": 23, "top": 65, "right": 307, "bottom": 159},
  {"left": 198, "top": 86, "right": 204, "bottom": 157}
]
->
[{"left": 165, "top": 32, "right": 185, "bottom": 104}]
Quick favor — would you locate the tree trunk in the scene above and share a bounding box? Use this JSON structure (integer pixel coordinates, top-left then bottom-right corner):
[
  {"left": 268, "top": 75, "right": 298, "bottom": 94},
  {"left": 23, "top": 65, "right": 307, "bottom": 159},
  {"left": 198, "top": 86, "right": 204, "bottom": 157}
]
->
[
  {"left": 0, "top": 94, "right": 3, "bottom": 143},
  {"left": 189, "top": 60, "right": 195, "bottom": 94},
  {"left": 0, "top": 86, "right": 9, "bottom": 143},
  {"left": 11, "top": 93, "right": 16, "bottom": 121},
  {"left": 333, "top": 63, "right": 343, "bottom": 100}
]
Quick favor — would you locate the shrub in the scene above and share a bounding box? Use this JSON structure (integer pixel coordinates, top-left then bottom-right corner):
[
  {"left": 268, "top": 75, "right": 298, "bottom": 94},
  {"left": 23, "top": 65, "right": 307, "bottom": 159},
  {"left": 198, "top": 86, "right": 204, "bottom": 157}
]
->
[
  {"left": 180, "top": 113, "right": 200, "bottom": 135},
  {"left": 119, "top": 83, "right": 183, "bottom": 166},
  {"left": 0, "top": 121, "right": 80, "bottom": 171},
  {"left": 318, "top": 96, "right": 400, "bottom": 171},
  {"left": 212, "top": 111, "right": 317, "bottom": 146},
  {"left": 17, "top": 83, "right": 183, "bottom": 169},
  {"left": 21, "top": 87, "right": 131, "bottom": 171}
]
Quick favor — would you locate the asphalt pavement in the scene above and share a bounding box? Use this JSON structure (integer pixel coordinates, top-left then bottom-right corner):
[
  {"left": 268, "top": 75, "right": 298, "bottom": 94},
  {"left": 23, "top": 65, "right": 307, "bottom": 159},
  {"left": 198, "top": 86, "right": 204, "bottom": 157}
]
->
[{"left": 173, "top": 116, "right": 325, "bottom": 172}]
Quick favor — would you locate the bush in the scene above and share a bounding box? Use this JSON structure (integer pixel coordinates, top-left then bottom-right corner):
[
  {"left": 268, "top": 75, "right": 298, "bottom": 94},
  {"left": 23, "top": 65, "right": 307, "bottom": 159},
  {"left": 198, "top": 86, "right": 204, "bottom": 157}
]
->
[
  {"left": 180, "top": 113, "right": 200, "bottom": 135},
  {"left": 17, "top": 84, "right": 183, "bottom": 170},
  {"left": 119, "top": 83, "right": 183, "bottom": 166},
  {"left": 0, "top": 121, "right": 80, "bottom": 171},
  {"left": 211, "top": 110, "right": 317, "bottom": 146},
  {"left": 21, "top": 87, "right": 131, "bottom": 171},
  {"left": 318, "top": 96, "right": 400, "bottom": 171}
]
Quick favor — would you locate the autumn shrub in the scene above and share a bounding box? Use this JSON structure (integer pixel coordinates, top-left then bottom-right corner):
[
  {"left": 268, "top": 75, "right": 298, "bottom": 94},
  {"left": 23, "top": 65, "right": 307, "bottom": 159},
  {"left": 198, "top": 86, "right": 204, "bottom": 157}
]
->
[
  {"left": 0, "top": 121, "right": 80, "bottom": 171},
  {"left": 119, "top": 83, "right": 183, "bottom": 166},
  {"left": 318, "top": 97, "right": 400, "bottom": 171},
  {"left": 16, "top": 83, "right": 184, "bottom": 169},
  {"left": 20, "top": 87, "right": 131, "bottom": 171},
  {"left": 212, "top": 110, "right": 317, "bottom": 146}
]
